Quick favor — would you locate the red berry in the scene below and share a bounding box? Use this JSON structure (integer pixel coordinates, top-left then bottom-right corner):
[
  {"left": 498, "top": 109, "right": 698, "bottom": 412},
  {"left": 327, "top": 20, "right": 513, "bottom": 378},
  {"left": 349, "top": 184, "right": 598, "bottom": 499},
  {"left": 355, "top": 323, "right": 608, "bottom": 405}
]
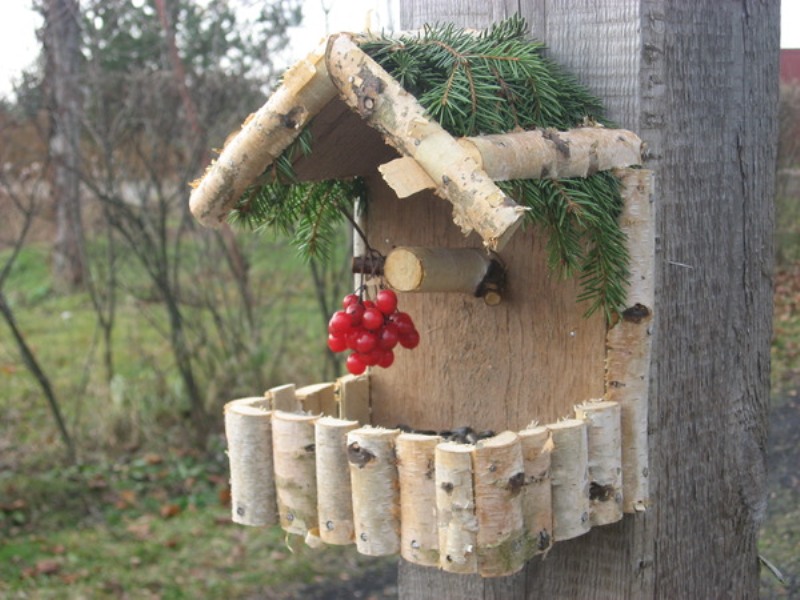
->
[
  {"left": 377, "top": 349, "right": 395, "bottom": 368},
  {"left": 327, "top": 334, "right": 347, "bottom": 353},
  {"left": 399, "top": 329, "right": 420, "bottom": 349},
  {"left": 346, "top": 353, "right": 366, "bottom": 375},
  {"left": 361, "top": 307, "right": 384, "bottom": 331},
  {"left": 346, "top": 330, "right": 360, "bottom": 351},
  {"left": 342, "top": 294, "right": 360, "bottom": 308},
  {"left": 377, "top": 323, "right": 399, "bottom": 350},
  {"left": 355, "top": 331, "right": 378, "bottom": 354},
  {"left": 376, "top": 289, "right": 398, "bottom": 315},
  {"left": 361, "top": 350, "right": 381, "bottom": 367},
  {"left": 345, "top": 302, "right": 365, "bottom": 326},
  {"left": 363, "top": 300, "right": 376, "bottom": 309},
  {"left": 391, "top": 312, "right": 415, "bottom": 336},
  {"left": 328, "top": 311, "right": 352, "bottom": 335}
]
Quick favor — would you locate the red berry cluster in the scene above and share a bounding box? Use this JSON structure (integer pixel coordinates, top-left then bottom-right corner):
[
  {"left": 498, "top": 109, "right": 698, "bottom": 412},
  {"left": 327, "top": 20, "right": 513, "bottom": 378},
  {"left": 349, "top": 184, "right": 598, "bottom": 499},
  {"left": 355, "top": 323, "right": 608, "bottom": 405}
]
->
[{"left": 327, "top": 289, "right": 420, "bottom": 375}]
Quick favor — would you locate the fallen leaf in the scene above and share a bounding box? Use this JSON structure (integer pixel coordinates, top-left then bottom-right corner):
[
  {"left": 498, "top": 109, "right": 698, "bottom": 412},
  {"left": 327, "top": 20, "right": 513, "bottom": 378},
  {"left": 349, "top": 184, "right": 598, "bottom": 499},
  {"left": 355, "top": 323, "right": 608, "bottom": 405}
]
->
[
  {"left": 115, "top": 489, "right": 137, "bottom": 509},
  {"left": 160, "top": 503, "right": 181, "bottom": 519},
  {"left": 0, "top": 499, "right": 26, "bottom": 511},
  {"left": 126, "top": 516, "right": 153, "bottom": 540},
  {"left": 35, "top": 559, "right": 61, "bottom": 576},
  {"left": 144, "top": 453, "right": 163, "bottom": 465}
]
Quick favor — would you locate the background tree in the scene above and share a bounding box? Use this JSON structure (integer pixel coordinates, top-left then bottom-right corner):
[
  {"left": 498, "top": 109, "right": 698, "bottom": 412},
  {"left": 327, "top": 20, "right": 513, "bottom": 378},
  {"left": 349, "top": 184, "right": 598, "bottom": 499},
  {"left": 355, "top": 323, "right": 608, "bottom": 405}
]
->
[
  {"left": 394, "top": 1, "right": 779, "bottom": 598},
  {"left": 43, "top": 0, "right": 85, "bottom": 290}
]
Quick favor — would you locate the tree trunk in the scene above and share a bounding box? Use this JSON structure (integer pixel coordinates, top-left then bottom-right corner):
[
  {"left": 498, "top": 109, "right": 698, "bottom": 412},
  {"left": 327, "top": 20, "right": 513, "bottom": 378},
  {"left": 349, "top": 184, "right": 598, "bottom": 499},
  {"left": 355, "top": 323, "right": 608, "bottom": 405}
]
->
[
  {"left": 44, "top": 0, "right": 85, "bottom": 290},
  {"left": 394, "top": 1, "right": 778, "bottom": 598}
]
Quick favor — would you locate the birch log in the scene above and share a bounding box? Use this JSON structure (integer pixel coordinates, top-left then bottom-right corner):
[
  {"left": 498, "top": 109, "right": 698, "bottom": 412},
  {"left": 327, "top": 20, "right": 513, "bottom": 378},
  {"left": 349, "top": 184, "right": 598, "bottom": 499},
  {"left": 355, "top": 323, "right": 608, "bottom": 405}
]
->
[
  {"left": 473, "top": 431, "right": 527, "bottom": 577},
  {"left": 272, "top": 411, "right": 319, "bottom": 539},
  {"left": 189, "top": 40, "right": 337, "bottom": 227},
  {"left": 575, "top": 400, "right": 623, "bottom": 526},
  {"left": 547, "top": 419, "right": 590, "bottom": 541},
  {"left": 325, "top": 33, "right": 527, "bottom": 251},
  {"left": 396, "top": 432, "right": 442, "bottom": 567},
  {"left": 518, "top": 425, "right": 553, "bottom": 555},
  {"left": 605, "top": 168, "right": 654, "bottom": 513},
  {"left": 297, "top": 382, "right": 337, "bottom": 416},
  {"left": 348, "top": 427, "right": 401, "bottom": 555},
  {"left": 384, "top": 247, "right": 492, "bottom": 294},
  {"left": 224, "top": 397, "right": 276, "bottom": 527},
  {"left": 379, "top": 128, "right": 643, "bottom": 197},
  {"left": 268, "top": 383, "right": 299, "bottom": 412},
  {"left": 315, "top": 416, "right": 359, "bottom": 545},
  {"left": 435, "top": 442, "right": 478, "bottom": 574},
  {"left": 337, "top": 373, "right": 370, "bottom": 424}
]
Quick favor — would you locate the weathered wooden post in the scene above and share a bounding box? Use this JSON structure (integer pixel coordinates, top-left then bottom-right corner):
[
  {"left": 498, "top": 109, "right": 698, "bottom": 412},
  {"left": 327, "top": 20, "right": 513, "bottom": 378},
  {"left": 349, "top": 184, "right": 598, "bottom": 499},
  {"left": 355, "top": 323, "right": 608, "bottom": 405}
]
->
[{"left": 394, "top": 1, "right": 779, "bottom": 598}]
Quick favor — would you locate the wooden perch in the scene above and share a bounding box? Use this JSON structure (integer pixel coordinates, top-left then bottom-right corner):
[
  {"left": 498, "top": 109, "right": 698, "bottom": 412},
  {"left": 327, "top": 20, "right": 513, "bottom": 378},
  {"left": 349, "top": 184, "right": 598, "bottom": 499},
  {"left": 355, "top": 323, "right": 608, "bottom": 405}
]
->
[
  {"left": 337, "top": 373, "right": 370, "bottom": 423},
  {"left": 325, "top": 33, "right": 527, "bottom": 251},
  {"left": 606, "top": 168, "right": 654, "bottom": 513},
  {"left": 272, "top": 411, "right": 319, "bottom": 539},
  {"left": 189, "top": 40, "right": 337, "bottom": 227},
  {"left": 396, "top": 432, "right": 442, "bottom": 567},
  {"left": 575, "top": 400, "right": 623, "bottom": 526},
  {"left": 383, "top": 247, "right": 505, "bottom": 304},
  {"left": 435, "top": 442, "right": 478, "bottom": 574},
  {"left": 348, "top": 427, "right": 401, "bottom": 556},
  {"left": 297, "top": 382, "right": 337, "bottom": 416},
  {"left": 518, "top": 425, "right": 553, "bottom": 555},
  {"left": 224, "top": 397, "right": 277, "bottom": 527},
  {"left": 315, "top": 416, "right": 359, "bottom": 545},
  {"left": 547, "top": 419, "right": 590, "bottom": 541},
  {"left": 380, "top": 128, "right": 643, "bottom": 197},
  {"left": 474, "top": 431, "right": 527, "bottom": 578}
]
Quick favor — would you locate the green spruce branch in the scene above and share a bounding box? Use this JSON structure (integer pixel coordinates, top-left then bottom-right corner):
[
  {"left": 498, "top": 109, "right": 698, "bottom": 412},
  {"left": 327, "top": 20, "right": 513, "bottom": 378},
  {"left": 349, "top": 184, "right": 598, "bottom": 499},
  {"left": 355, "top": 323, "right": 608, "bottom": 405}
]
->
[{"left": 230, "top": 16, "right": 630, "bottom": 319}]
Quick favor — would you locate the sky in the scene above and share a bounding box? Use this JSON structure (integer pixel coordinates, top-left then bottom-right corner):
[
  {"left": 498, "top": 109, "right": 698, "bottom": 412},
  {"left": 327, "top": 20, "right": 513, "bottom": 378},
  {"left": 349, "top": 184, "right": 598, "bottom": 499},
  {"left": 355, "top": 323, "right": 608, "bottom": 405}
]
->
[{"left": 0, "top": 0, "right": 797, "bottom": 98}]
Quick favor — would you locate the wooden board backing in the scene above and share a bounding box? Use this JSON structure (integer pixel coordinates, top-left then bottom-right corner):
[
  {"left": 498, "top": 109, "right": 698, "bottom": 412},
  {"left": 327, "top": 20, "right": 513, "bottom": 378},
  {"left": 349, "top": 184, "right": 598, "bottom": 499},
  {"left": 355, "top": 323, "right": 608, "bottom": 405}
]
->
[{"left": 365, "top": 172, "right": 606, "bottom": 433}]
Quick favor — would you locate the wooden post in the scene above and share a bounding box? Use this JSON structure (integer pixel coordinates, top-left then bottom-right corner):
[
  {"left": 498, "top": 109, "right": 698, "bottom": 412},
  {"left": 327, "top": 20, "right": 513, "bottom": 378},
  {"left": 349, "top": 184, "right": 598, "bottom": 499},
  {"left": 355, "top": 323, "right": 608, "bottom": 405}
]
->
[
  {"left": 435, "top": 442, "right": 478, "bottom": 574},
  {"left": 473, "top": 431, "right": 527, "bottom": 577},
  {"left": 297, "top": 382, "right": 338, "bottom": 416},
  {"left": 347, "top": 426, "right": 401, "bottom": 555},
  {"left": 396, "top": 432, "right": 443, "bottom": 567},
  {"left": 518, "top": 425, "right": 553, "bottom": 555},
  {"left": 547, "top": 419, "right": 590, "bottom": 541},
  {"left": 272, "top": 411, "right": 319, "bottom": 540},
  {"left": 267, "top": 383, "right": 299, "bottom": 413},
  {"left": 575, "top": 400, "right": 623, "bottom": 526},
  {"left": 315, "top": 416, "right": 359, "bottom": 545},
  {"left": 224, "top": 397, "right": 276, "bottom": 527},
  {"left": 337, "top": 373, "right": 370, "bottom": 424}
]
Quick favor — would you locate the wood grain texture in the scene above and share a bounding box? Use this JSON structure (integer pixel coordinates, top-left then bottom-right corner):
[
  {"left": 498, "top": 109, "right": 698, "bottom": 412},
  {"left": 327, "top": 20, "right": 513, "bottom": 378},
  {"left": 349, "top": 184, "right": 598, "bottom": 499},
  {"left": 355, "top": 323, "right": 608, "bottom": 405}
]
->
[
  {"left": 396, "top": 1, "right": 778, "bottom": 598},
  {"left": 367, "top": 168, "right": 606, "bottom": 434}
]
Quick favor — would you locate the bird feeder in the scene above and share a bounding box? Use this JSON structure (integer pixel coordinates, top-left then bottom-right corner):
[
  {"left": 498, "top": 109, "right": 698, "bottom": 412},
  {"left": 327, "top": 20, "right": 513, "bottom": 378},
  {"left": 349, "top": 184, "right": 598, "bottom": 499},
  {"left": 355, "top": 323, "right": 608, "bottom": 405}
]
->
[{"left": 192, "top": 23, "right": 654, "bottom": 579}]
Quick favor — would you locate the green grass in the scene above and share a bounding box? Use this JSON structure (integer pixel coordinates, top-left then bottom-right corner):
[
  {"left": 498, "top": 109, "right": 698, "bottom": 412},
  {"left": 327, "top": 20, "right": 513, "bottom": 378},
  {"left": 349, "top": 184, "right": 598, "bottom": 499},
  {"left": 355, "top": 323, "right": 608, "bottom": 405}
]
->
[{"left": 0, "top": 444, "right": 391, "bottom": 598}]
